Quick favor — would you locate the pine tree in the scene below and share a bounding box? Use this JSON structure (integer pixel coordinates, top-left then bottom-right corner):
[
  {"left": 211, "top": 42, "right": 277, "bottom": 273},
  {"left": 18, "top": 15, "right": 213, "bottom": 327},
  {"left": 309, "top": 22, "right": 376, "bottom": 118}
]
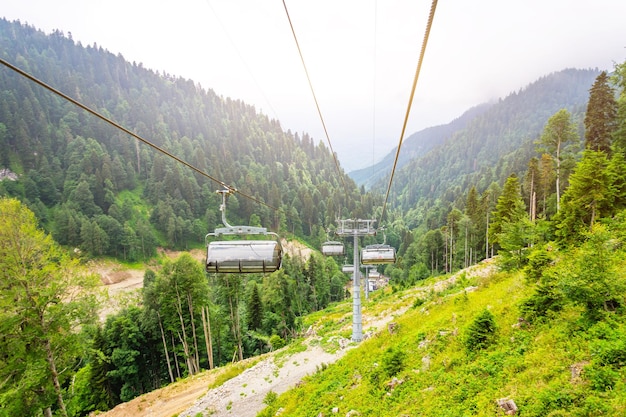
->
[
  {"left": 246, "top": 282, "right": 263, "bottom": 331},
  {"left": 584, "top": 71, "right": 617, "bottom": 153},
  {"left": 489, "top": 174, "right": 526, "bottom": 247}
]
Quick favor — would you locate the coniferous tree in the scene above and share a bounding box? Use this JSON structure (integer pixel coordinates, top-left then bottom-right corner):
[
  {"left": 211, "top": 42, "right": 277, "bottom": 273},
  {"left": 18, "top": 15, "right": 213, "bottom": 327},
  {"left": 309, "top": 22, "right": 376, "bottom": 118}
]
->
[
  {"left": 489, "top": 174, "right": 526, "bottom": 247},
  {"left": 246, "top": 282, "right": 263, "bottom": 331},
  {"left": 584, "top": 71, "right": 617, "bottom": 153},
  {"left": 555, "top": 150, "right": 611, "bottom": 241}
]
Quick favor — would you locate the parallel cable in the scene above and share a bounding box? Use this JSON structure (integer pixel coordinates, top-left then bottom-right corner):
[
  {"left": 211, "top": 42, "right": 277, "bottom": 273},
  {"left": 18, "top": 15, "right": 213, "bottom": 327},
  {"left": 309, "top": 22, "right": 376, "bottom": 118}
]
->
[
  {"left": 0, "top": 57, "right": 279, "bottom": 215},
  {"left": 380, "top": 0, "right": 438, "bottom": 223},
  {"left": 372, "top": 0, "right": 378, "bottom": 177},
  {"left": 203, "top": 0, "right": 280, "bottom": 121},
  {"left": 281, "top": 0, "right": 350, "bottom": 195}
]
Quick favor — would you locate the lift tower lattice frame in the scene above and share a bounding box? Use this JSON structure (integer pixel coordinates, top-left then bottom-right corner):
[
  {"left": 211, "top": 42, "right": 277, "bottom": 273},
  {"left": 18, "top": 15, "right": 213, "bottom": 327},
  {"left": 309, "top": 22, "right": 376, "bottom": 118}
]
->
[{"left": 336, "top": 219, "right": 376, "bottom": 342}]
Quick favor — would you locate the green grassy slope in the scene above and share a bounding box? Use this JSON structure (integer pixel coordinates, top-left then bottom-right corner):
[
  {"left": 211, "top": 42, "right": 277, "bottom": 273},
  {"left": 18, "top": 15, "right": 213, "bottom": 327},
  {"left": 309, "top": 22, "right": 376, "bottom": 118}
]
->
[{"left": 258, "top": 261, "right": 626, "bottom": 417}]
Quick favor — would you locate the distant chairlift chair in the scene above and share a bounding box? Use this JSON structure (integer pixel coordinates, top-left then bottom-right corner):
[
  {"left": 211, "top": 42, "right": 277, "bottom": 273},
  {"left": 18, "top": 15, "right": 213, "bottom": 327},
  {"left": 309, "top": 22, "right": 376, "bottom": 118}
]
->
[
  {"left": 321, "top": 240, "right": 345, "bottom": 256},
  {"left": 361, "top": 244, "right": 396, "bottom": 265}
]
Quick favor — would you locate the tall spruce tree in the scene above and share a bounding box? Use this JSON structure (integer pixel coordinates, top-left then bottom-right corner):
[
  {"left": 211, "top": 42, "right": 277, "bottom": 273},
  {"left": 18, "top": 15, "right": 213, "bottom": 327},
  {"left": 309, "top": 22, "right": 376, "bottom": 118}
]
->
[
  {"left": 489, "top": 174, "right": 526, "bottom": 247},
  {"left": 554, "top": 150, "right": 611, "bottom": 241},
  {"left": 584, "top": 71, "right": 617, "bottom": 153}
]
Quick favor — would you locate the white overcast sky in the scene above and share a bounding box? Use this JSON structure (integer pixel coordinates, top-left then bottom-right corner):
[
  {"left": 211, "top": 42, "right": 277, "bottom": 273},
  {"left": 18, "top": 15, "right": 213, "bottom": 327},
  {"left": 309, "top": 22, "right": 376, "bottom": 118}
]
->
[{"left": 3, "top": 1, "right": 626, "bottom": 171}]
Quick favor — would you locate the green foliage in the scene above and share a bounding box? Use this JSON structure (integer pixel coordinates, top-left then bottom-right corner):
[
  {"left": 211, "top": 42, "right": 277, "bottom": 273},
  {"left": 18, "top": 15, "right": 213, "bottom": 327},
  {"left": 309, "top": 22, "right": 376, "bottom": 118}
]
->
[
  {"left": 269, "top": 335, "right": 286, "bottom": 351},
  {"left": 463, "top": 309, "right": 497, "bottom": 352},
  {"left": 263, "top": 390, "right": 278, "bottom": 406},
  {"left": 381, "top": 347, "right": 406, "bottom": 378},
  {"left": 490, "top": 174, "right": 526, "bottom": 247},
  {"left": 0, "top": 198, "right": 101, "bottom": 416},
  {"left": 557, "top": 224, "right": 625, "bottom": 321},
  {"left": 585, "top": 71, "right": 617, "bottom": 153},
  {"left": 0, "top": 19, "right": 367, "bottom": 259}
]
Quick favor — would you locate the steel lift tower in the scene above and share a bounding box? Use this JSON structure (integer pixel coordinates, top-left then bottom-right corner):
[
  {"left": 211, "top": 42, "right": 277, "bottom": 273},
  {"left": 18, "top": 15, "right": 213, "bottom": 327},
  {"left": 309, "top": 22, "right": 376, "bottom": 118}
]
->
[{"left": 336, "top": 219, "right": 377, "bottom": 342}]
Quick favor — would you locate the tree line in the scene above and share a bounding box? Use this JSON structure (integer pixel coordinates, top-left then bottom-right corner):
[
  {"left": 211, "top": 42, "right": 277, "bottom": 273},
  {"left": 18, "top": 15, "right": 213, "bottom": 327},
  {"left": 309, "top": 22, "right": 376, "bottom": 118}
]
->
[
  {"left": 0, "top": 197, "right": 351, "bottom": 416},
  {"left": 387, "top": 64, "right": 626, "bottom": 287}
]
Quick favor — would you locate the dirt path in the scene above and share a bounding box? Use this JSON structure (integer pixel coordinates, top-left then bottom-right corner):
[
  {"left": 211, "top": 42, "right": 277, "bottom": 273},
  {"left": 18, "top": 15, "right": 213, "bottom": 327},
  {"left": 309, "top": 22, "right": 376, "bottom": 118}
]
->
[{"left": 180, "top": 344, "right": 345, "bottom": 417}]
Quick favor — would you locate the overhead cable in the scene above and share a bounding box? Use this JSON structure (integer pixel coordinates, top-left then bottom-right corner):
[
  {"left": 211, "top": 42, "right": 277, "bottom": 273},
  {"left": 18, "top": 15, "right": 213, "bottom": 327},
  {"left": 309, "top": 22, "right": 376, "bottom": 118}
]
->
[
  {"left": 0, "top": 57, "right": 279, "bottom": 215},
  {"left": 380, "top": 0, "right": 438, "bottom": 223},
  {"left": 281, "top": 0, "right": 350, "bottom": 195}
]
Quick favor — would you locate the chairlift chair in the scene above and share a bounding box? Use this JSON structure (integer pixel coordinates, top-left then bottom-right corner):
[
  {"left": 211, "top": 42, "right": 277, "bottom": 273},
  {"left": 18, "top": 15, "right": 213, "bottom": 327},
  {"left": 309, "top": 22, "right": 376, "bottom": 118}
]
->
[
  {"left": 205, "top": 189, "right": 282, "bottom": 274},
  {"left": 361, "top": 244, "right": 396, "bottom": 265},
  {"left": 321, "top": 240, "right": 345, "bottom": 256}
]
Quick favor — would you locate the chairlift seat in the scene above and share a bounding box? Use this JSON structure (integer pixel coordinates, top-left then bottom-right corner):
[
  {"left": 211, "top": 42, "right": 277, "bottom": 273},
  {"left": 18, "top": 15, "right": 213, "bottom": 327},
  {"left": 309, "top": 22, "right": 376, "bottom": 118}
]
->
[
  {"left": 322, "top": 241, "right": 345, "bottom": 256},
  {"left": 342, "top": 264, "right": 355, "bottom": 273},
  {"left": 361, "top": 244, "right": 396, "bottom": 265},
  {"left": 206, "top": 240, "right": 282, "bottom": 273}
]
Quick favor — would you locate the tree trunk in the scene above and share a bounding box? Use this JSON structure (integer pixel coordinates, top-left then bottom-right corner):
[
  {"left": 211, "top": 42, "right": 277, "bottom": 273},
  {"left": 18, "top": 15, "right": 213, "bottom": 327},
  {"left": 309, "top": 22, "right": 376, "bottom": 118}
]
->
[
  {"left": 202, "top": 306, "right": 214, "bottom": 369},
  {"left": 44, "top": 338, "right": 68, "bottom": 417},
  {"left": 171, "top": 333, "right": 181, "bottom": 379},
  {"left": 174, "top": 285, "right": 195, "bottom": 375},
  {"left": 187, "top": 292, "right": 200, "bottom": 372},
  {"left": 157, "top": 312, "right": 174, "bottom": 383},
  {"left": 225, "top": 277, "right": 243, "bottom": 362}
]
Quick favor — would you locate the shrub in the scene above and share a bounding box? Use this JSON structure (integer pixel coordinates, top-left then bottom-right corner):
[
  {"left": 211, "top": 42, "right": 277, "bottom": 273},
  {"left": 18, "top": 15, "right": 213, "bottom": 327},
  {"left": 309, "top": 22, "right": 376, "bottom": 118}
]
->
[
  {"left": 269, "top": 334, "right": 286, "bottom": 351},
  {"left": 381, "top": 347, "right": 406, "bottom": 378},
  {"left": 463, "top": 309, "right": 497, "bottom": 352}
]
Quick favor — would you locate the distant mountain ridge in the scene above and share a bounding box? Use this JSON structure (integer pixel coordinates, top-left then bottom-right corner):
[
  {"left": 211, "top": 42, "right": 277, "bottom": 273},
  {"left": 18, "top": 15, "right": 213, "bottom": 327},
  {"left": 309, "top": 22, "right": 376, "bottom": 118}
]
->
[
  {"left": 348, "top": 103, "right": 493, "bottom": 188},
  {"left": 361, "top": 68, "right": 600, "bottom": 212}
]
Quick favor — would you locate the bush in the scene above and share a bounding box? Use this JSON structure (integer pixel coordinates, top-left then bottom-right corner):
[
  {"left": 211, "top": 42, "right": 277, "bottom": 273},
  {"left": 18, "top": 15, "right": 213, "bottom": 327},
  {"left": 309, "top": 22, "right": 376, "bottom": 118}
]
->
[
  {"left": 381, "top": 347, "right": 406, "bottom": 378},
  {"left": 269, "top": 334, "right": 286, "bottom": 351},
  {"left": 585, "top": 364, "right": 618, "bottom": 391},
  {"left": 463, "top": 309, "right": 497, "bottom": 352}
]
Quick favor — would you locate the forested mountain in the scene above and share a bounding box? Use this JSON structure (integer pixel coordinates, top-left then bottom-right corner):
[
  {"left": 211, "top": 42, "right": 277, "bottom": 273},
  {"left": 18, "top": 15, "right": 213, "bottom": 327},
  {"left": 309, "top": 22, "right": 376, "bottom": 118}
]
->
[
  {"left": 382, "top": 68, "right": 599, "bottom": 214},
  {"left": 0, "top": 18, "right": 370, "bottom": 260},
  {"left": 349, "top": 102, "right": 492, "bottom": 188},
  {"left": 0, "top": 18, "right": 368, "bottom": 415}
]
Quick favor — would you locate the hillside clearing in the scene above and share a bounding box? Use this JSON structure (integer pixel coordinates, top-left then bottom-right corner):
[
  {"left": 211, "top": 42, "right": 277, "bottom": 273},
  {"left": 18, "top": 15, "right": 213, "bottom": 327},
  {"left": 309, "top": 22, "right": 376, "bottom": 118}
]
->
[{"left": 98, "top": 260, "right": 495, "bottom": 417}]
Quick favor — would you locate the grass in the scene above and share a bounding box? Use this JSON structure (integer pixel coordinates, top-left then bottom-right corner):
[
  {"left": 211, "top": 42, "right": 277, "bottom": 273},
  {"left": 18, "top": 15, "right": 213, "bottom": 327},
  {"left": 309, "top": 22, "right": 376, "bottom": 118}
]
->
[{"left": 257, "top": 261, "right": 626, "bottom": 416}]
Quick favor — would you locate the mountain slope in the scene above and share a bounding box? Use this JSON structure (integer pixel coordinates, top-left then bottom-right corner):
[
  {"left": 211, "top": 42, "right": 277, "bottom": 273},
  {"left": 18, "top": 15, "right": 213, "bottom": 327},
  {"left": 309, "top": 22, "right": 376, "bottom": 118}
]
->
[
  {"left": 99, "top": 259, "right": 491, "bottom": 417},
  {"left": 349, "top": 103, "right": 493, "bottom": 189},
  {"left": 388, "top": 69, "right": 599, "bottom": 209},
  {"left": 371, "top": 68, "right": 599, "bottom": 210},
  {"left": 0, "top": 18, "right": 365, "bottom": 258}
]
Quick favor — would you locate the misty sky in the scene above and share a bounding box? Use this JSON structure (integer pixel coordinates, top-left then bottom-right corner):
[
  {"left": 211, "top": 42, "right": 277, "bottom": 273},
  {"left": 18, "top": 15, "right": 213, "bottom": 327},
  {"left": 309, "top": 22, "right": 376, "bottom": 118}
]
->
[{"left": 3, "top": 0, "right": 626, "bottom": 171}]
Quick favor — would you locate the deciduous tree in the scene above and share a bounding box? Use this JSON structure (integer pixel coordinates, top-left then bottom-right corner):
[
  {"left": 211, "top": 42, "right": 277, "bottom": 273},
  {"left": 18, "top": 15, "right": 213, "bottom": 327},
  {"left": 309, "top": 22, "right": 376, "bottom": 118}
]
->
[
  {"left": 536, "top": 109, "right": 579, "bottom": 211},
  {"left": 0, "top": 198, "right": 101, "bottom": 416}
]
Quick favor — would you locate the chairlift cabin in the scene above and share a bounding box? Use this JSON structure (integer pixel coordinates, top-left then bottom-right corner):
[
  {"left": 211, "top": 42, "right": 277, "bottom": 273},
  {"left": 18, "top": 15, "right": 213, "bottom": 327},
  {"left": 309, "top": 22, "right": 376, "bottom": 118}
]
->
[
  {"left": 342, "top": 264, "right": 355, "bottom": 273},
  {"left": 205, "top": 189, "right": 283, "bottom": 274},
  {"left": 322, "top": 241, "right": 345, "bottom": 256},
  {"left": 206, "top": 238, "right": 282, "bottom": 273},
  {"left": 361, "top": 244, "right": 396, "bottom": 265}
]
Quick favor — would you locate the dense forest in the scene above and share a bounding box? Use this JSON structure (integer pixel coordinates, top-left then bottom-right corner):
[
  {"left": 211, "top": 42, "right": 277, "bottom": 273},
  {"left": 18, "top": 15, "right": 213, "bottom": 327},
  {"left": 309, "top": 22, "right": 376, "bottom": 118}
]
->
[
  {"left": 3, "top": 16, "right": 626, "bottom": 417},
  {"left": 0, "top": 18, "right": 377, "bottom": 260}
]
